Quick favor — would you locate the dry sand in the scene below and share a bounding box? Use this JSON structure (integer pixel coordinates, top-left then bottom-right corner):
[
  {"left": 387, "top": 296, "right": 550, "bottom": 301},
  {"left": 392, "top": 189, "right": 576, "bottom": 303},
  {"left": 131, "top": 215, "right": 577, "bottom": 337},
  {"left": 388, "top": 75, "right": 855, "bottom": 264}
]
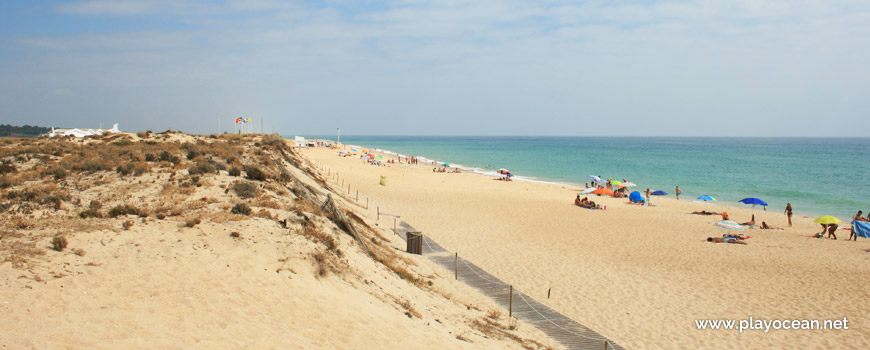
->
[
  {"left": 0, "top": 134, "right": 562, "bottom": 350},
  {"left": 303, "top": 146, "right": 870, "bottom": 349}
]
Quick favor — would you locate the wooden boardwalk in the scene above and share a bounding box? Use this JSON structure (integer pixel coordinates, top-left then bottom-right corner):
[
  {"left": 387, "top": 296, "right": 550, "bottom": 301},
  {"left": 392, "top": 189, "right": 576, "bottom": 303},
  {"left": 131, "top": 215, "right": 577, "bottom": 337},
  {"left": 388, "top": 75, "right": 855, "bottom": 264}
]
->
[{"left": 395, "top": 221, "right": 625, "bottom": 350}]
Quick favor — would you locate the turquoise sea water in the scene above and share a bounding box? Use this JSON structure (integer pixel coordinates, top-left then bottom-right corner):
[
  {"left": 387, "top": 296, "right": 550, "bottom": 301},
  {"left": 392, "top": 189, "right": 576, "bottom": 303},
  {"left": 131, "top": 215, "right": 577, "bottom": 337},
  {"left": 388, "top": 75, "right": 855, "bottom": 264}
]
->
[{"left": 298, "top": 136, "right": 870, "bottom": 221}]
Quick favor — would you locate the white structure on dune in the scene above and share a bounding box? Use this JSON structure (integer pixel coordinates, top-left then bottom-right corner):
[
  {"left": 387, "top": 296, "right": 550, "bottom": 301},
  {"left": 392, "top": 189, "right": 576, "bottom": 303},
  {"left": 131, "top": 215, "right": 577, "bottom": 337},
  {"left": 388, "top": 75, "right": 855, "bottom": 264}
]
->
[
  {"left": 294, "top": 136, "right": 306, "bottom": 147},
  {"left": 48, "top": 123, "right": 120, "bottom": 138}
]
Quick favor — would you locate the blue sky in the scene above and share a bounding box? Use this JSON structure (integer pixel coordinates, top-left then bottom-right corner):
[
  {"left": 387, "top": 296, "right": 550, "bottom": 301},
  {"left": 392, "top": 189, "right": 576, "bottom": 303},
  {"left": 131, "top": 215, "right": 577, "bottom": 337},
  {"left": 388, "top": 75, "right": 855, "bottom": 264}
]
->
[{"left": 1, "top": 0, "right": 868, "bottom": 136}]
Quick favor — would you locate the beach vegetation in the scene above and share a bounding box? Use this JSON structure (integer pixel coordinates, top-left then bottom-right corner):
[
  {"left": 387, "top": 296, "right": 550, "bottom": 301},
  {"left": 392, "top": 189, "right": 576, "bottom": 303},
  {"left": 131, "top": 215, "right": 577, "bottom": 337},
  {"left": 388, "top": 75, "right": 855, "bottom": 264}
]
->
[
  {"left": 244, "top": 165, "right": 268, "bottom": 181},
  {"left": 79, "top": 208, "right": 102, "bottom": 219},
  {"left": 51, "top": 235, "right": 68, "bottom": 251},
  {"left": 122, "top": 220, "right": 134, "bottom": 230},
  {"left": 188, "top": 161, "right": 215, "bottom": 176},
  {"left": 110, "top": 139, "right": 133, "bottom": 146},
  {"left": 41, "top": 166, "right": 67, "bottom": 180},
  {"left": 108, "top": 204, "right": 144, "bottom": 218},
  {"left": 184, "top": 217, "right": 201, "bottom": 228},
  {"left": 228, "top": 167, "right": 241, "bottom": 176},
  {"left": 231, "top": 203, "right": 252, "bottom": 215},
  {"left": 0, "top": 163, "right": 16, "bottom": 174},
  {"left": 233, "top": 181, "right": 258, "bottom": 199}
]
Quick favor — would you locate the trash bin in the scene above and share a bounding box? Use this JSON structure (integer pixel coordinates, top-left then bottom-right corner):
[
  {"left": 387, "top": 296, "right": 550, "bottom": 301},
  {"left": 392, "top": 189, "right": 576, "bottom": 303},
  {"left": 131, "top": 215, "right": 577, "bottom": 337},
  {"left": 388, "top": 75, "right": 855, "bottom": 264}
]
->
[
  {"left": 379, "top": 176, "right": 387, "bottom": 186},
  {"left": 406, "top": 232, "right": 422, "bottom": 255}
]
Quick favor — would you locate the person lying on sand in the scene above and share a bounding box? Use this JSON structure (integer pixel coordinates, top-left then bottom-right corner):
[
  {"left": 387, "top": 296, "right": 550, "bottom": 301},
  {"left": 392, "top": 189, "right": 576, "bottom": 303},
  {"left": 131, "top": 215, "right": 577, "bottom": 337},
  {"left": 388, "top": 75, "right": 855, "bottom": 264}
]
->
[
  {"left": 707, "top": 237, "right": 747, "bottom": 245},
  {"left": 760, "top": 221, "right": 783, "bottom": 230},
  {"left": 740, "top": 215, "right": 756, "bottom": 226},
  {"left": 691, "top": 210, "right": 718, "bottom": 215},
  {"left": 722, "top": 233, "right": 749, "bottom": 240}
]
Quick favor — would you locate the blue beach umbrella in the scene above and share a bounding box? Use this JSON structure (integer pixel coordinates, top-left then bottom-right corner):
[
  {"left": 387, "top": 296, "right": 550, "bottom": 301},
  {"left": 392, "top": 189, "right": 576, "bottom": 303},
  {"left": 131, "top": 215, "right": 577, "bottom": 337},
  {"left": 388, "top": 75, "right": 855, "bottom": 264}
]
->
[
  {"left": 651, "top": 190, "right": 667, "bottom": 196},
  {"left": 739, "top": 198, "right": 768, "bottom": 206},
  {"left": 697, "top": 195, "right": 716, "bottom": 202},
  {"left": 629, "top": 191, "right": 644, "bottom": 203}
]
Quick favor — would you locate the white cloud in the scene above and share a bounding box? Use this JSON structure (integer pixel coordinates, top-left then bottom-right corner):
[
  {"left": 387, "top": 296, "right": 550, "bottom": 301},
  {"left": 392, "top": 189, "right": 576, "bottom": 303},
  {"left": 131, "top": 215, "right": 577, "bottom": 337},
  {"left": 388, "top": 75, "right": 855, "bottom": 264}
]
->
[
  {"left": 56, "top": 1, "right": 159, "bottom": 15},
  {"left": 3, "top": 0, "right": 869, "bottom": 135}
]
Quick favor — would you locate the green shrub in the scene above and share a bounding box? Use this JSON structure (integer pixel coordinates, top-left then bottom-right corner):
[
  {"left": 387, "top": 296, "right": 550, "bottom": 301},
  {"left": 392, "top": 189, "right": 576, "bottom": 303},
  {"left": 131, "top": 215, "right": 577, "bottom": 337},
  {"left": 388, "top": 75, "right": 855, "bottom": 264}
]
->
[
  {"left": 111, "top": 139, "right": 133, "bottom": 146},
  {"left": 188, "top": 162, "right": 216, "bottom": 175},
  {"left": 159, "top": 151, "right": 172, "bottom": 162},
  {"left": 231, "top": 203, "right": 252, "bottom": 215},
  {"left": 233, "top": 181, "right": 258, "bottom": 199},
  {"left": 79, "top": 209, "right": 102, "bottom": 219},
  {"left": 52, "top": 236, "right": 69, "bottom": 251},
  {"left": 108, "top": 204, "right": 143, "bottom": 218},
  {"left": 244, "top": 165, "right": 268, "bottom": 181},
  {"left": 228, "top": 167, "right": 241, "bottom": 176},
  {"left": 41, "top": 166, "right": 67, "bottom": 180},
  {"left": 0, "top": 164, "right": 16, "bottom": 174}
]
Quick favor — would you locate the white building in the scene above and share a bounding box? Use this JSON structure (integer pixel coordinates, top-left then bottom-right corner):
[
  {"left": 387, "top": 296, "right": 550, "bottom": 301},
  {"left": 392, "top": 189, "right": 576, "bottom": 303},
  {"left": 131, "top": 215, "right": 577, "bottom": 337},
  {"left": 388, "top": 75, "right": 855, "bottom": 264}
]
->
[{"left": 48, "top": 123, "right": 120, "bottom": 138}]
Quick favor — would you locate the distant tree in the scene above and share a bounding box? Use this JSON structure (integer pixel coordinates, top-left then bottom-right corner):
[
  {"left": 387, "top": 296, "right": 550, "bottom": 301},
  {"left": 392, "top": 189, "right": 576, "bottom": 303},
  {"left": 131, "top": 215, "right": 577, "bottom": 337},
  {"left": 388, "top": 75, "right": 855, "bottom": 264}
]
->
[{"left": 0, "top": 124, "right": 51, "bottom": 137}]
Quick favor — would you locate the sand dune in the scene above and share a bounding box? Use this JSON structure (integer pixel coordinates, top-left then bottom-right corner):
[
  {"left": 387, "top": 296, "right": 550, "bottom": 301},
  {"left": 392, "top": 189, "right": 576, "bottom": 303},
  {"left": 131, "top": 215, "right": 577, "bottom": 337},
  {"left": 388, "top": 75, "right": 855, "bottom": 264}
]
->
[{"left": 0, "top": 134, "right": 561, "bottom": 350}]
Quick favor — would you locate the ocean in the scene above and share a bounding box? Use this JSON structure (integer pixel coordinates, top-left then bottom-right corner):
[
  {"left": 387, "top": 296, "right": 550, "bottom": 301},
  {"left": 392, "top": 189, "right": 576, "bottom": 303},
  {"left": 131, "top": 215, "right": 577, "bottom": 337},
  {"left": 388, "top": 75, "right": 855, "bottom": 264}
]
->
[{"left": 297, "top": 136, "right": 870, "bottom": 221}]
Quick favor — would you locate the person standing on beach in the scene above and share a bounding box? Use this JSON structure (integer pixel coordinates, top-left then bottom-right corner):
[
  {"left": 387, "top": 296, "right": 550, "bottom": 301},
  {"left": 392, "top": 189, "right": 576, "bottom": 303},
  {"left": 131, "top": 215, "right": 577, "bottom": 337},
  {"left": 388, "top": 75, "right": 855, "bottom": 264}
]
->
[
  {"left": 827, "top": 223, "right": 839, "bottom": 240},
  {"left": 675, "top": 186, "right": 681, "bottom": 200},
  {"left": 784, "top": 203, "right": 793, "bottom": 226},
  {"left": 644, "top": 188, "right": 651, "bottom": 206}
]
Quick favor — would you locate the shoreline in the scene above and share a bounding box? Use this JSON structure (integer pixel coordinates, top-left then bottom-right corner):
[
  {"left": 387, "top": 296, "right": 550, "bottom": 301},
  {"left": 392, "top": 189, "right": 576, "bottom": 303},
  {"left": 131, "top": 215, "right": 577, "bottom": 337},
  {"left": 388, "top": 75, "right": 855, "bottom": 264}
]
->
[
  {"left": 300, "top": 144, "right": 870, "bottom": 349},
  {"left": 317, "top": 139, "right": 826, "bottom": 222}
]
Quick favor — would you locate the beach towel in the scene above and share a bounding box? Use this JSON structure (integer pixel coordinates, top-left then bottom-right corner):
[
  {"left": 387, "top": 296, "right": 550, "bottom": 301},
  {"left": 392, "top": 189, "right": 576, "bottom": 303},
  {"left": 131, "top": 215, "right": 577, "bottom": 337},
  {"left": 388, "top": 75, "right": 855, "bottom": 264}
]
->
[{"left": 852, "top": 221, "right": 870, "bottom": 238}]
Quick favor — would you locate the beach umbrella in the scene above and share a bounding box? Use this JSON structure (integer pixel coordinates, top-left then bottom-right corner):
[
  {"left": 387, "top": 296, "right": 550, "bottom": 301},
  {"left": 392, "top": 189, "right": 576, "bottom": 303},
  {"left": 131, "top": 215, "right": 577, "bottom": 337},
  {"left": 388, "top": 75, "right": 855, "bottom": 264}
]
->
[
  {"left": 651, "top": 190, "right": 668, "bottom": 196},
  {"left": 611, "top": 180, "right": 623, "bottom": 186},
  {"left": 629, "top": 191, "right": 644, "bottom": 203},
  {"left": 589, "top": 175, "right": 605, "bottom": 184},
  {"left": 442, "top": 162, "right": 450, "bottom": 166},
  {"left": 738, "top": 198, "right": 768, "bottom": 206},
  {"left": 591, "top": 188, "right": 614, "bottom": 196},
  {"left": 813, "top": 216, "right": 842, "bottom": 225},
  {"left": 338, "top": 150, "right": 348, "bottom": 153},
  {"left": 697, "top": 195, "right": 716, "bottom": 201},
  {"left": 581, "top": 187, "right": 597, "bottom": 194},
  {"left": 620, "top": 182, "right": 637, "bottom": 188},
  {"left": 366, "top": 154, "right": 375, "bottom": 158},
  {"left": 715, "top": 220, "right": 745, "bottom": 231},
  {"left": 351, "top": 148, "right": 358, "bottom": 152},
  {"left": 375, "top": 155, "right": 383, "bottom": 159}
]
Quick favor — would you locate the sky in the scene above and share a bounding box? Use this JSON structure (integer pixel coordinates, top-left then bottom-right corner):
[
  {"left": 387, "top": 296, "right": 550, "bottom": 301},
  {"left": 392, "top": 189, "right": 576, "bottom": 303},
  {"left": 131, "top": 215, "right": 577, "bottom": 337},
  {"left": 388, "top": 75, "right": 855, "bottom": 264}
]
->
[{"left": 1, "top": 0, "right": 868, "bottom": 137}]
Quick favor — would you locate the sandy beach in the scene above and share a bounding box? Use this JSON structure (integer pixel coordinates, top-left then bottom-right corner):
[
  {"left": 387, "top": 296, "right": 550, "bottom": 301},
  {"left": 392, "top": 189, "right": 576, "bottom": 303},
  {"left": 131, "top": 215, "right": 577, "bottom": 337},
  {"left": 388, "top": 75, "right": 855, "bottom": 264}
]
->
[{"left": 302, "top": 145, "right": 870, "bottom": 349}]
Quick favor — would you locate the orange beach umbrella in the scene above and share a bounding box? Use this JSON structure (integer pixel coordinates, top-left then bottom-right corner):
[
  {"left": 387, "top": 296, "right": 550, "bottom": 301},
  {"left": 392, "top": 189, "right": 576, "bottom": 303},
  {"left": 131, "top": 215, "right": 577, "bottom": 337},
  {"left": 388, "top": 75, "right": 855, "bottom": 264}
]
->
[{"left": 591, "top": 188, "right": 614, "bottom": 196}]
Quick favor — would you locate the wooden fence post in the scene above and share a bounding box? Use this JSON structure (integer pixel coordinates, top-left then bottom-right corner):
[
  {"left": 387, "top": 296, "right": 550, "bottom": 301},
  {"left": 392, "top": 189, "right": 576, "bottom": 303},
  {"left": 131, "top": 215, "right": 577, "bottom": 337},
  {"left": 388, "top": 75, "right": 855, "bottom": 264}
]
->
[{"left": 509, "top": 285, "right": 513, "bottom": 318}]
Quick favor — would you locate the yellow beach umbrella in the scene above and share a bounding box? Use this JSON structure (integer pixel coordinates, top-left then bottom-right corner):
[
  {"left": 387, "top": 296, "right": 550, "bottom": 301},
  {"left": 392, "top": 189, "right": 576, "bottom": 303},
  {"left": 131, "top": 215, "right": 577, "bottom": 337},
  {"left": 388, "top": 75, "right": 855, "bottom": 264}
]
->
[{"left": 813, "top": 215, "right": 842, "bottom": 224}]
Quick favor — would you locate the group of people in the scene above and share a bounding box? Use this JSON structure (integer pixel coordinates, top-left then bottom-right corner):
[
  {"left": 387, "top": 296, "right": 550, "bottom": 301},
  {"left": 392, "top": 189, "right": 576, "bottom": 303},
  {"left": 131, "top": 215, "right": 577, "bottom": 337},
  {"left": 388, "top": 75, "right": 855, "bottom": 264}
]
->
[
  {"left": 575, "top": 195, "right": 600, "bottom": 209},
  {"left": 432, "top": 167, "right": 460, "bottom": 173}
]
